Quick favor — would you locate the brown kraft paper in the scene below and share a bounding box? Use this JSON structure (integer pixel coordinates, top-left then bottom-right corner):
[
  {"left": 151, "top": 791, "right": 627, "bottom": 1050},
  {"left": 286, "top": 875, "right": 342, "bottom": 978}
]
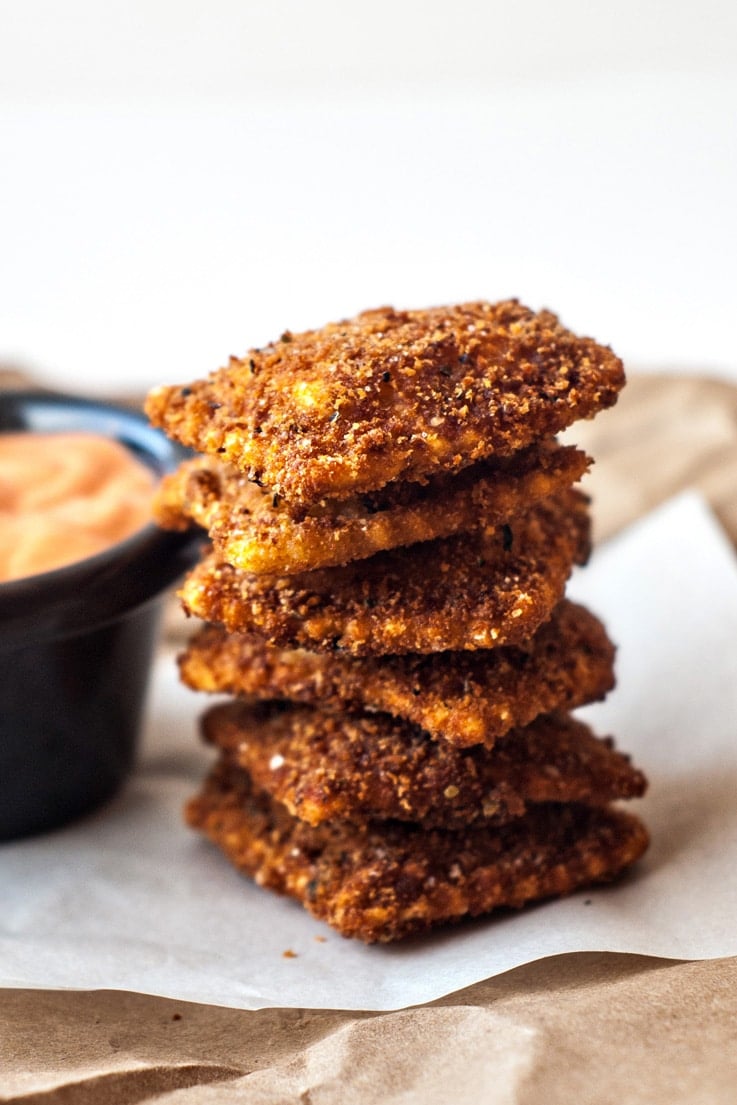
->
[{"left": 2, "top": 373, "right": 737, "bottom": 1103}]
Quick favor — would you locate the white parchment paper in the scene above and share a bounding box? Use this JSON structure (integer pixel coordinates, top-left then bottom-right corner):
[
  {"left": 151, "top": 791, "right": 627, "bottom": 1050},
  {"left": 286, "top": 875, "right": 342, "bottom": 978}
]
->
[{"left": 2, "top": 491, "right": 736, "bottom": 1011}]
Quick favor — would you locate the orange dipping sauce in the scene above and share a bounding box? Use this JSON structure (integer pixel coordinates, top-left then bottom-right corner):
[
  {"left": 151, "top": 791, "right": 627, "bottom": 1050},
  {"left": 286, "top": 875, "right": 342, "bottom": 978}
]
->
[{"left": 0, "top": 432, "right": 155, "bottom": 582}]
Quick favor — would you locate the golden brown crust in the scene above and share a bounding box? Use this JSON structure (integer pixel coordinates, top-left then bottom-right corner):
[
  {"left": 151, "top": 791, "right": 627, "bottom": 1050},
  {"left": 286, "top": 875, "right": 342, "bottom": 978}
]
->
[
  {"left": 180, "top": 600, "right": 615, "bottom": 747},
  {"left": 146, "top": 301, "right": 624, "bottom": 507},
  {"left": 201, "top": 704, "right": 647, "bottom": 829},
  {"left": 186, "top": 763, "right": 649, "bottom": 942},
  {"left": 154, "top": 440, "right": 590, "bottom": 575},
  {"left": 179, "top": 490, "right": 591, "bottom": 655}
]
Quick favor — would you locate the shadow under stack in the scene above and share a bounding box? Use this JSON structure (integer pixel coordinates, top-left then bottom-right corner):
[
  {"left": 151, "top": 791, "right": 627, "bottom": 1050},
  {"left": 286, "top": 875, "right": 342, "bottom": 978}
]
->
[{"left": 146, "top": 300, "right": 648, "bottom": 943}]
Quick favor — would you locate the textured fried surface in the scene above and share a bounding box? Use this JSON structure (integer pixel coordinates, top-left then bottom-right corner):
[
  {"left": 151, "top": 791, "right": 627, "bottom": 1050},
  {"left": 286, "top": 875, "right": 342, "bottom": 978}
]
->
[
  {"left": 201, "top": 705, "right": 647, "bottom": 829},
  {"left": 179, "top": 490, "right": 590, "bottom": 655},
  {"left": 154, "top": 440, "right": 589, "bottom": 574},
  {"left": 146, "top": 300, "right": 624, "bottom": 507},
  {"left": 186, "top": 763, "right": 649, "bottom": 942},
  {"left": 181, "top": 601, "right": 614, "bottom": 747}
]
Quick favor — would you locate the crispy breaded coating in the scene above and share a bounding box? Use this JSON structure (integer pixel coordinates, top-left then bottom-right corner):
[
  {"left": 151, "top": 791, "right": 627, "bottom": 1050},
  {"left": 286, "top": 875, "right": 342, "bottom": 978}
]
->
[
  {"left": 180, "top": 601, "right": 614, "bottom": 747},
  {"left": 201, "top": 704, "right": 647, "bottom": 829},
  {"left": 146, "top": 301, "right": 624, "bottom": 507},
  {"left": 186, "top": 763, "right": 649, "bottom": 942},
  {"left": 154, "top": 440, "right": 589, "bottom": 575},
  {"left": 179, "top": 490, "right": 590, "bottom": 655}
]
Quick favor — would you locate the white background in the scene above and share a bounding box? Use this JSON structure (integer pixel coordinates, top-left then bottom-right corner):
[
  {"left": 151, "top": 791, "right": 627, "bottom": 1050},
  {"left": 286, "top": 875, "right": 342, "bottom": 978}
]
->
[{"left": 1, "top": 1, "right": 736, "bottom": 392}]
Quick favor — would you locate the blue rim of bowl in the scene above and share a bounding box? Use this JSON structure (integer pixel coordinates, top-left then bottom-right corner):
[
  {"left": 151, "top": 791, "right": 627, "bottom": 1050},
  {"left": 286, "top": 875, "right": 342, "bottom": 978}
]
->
[{"left": 0, "top": 390, "right": 203, "bottom": 650}]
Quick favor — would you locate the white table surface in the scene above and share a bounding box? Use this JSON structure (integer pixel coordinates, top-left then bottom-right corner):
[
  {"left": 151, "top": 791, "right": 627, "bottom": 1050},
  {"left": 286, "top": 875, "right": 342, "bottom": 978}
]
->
[{"left": 2, "top": 8, "right": 735, "bottom": 393}]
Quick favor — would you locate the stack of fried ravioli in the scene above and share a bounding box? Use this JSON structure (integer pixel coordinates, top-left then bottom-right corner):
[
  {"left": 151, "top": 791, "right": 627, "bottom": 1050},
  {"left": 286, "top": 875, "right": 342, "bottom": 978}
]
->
[{"left": 146, "top": 299, "right": 648, "bottom": 943}]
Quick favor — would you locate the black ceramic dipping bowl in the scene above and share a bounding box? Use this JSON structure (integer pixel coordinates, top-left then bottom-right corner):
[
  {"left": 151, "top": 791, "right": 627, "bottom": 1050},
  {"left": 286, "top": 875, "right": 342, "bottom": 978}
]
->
[{"left": 0, "top": 391, "right": 201, "bottom": 840}]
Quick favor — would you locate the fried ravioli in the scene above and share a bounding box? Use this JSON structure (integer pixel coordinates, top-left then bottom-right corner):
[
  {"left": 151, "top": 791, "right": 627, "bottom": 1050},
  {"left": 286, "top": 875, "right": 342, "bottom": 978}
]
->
[
  {"left": 201, "top": 704, "right": 647, "bottom": 829},
  {"left": 154, "top": 440, "right": 589, "bottom": 575},
  {"left": 146, "top": 301, "right": 624, "bottom": 507},
  {"left": 148, "top": 297, "right": 646, "bottom": 944},
  {"left": 180, "top": 600, "right": 615, "bottom": 747},
  {"left": 186, "top": 762, "right": 649, "bottom": 942},
  {"left": 179, "top": 489, "right": 591, "bottom": 655}
]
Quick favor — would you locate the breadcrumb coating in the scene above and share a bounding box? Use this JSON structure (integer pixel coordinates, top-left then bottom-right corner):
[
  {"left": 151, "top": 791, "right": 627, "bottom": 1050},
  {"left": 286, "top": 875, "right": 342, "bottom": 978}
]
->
[
  {"left": 179, "top": 489, "right": 590, "bottom": 655},
  {"left": 146, "top": 300, "right": 623, "bottom": 507},
  {"left": 186, "top": 763, "right": 649, "bottom": 942},
  {"left": 201, "top": 704, "right": 647, "bottom": 829},
  {"left": 154, "top": 440, "right": 589, "bottom": 574},
  {"left": 180, "top": 600, "right": 614, "bottom": 747},
  {"left": 150, "top": 297, "right": 642, "bottom": 945}
]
